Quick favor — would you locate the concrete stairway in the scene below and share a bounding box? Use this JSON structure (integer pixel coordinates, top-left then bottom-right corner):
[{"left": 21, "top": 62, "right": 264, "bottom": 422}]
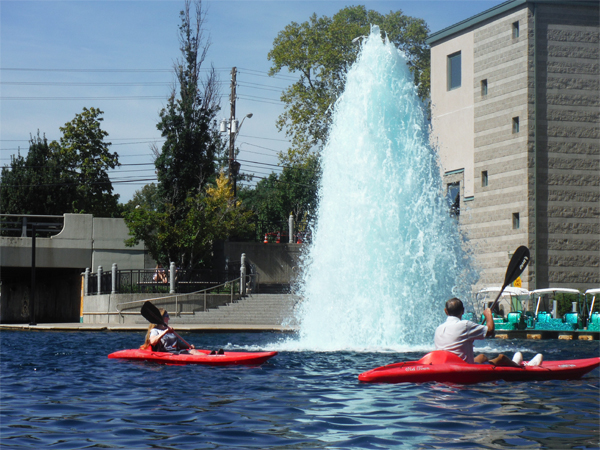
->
[{"left": 147, "top": 293, "right": 301, "bottom": 327}]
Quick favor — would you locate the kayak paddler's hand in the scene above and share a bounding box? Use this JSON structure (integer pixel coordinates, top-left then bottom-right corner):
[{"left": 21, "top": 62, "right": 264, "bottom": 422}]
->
[{"left": 483, "top": 308, "right": 495, "bottom": 337}]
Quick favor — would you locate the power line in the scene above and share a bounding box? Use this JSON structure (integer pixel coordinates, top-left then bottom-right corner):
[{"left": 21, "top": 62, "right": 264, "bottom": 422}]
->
[{"left": 1, "top": 96, "right": 166, "bottom": 101}]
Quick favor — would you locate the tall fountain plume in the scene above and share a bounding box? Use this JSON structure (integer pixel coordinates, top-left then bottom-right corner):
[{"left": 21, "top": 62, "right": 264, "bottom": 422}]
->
[{"left": 292, "top": 26, "right": 477, "bottom": 351}]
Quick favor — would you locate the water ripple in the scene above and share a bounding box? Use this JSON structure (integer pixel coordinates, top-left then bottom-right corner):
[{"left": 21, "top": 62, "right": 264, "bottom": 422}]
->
[{"left": 1, "top": 331, "right": 598, "bottom": 449}]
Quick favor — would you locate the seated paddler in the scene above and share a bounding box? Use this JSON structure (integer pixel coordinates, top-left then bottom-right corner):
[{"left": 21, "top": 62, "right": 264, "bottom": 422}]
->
[
  {"left": 434, "top": 297, "right": 542, "bottom": 367},
  {"left": 140, "top": 308, "right": 203, "bottom": 355}
]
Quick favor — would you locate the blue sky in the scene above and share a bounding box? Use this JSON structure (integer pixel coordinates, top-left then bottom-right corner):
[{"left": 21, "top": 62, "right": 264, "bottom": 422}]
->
[{"left": 1, "top": 0, "right": 505, "bottom": 202}]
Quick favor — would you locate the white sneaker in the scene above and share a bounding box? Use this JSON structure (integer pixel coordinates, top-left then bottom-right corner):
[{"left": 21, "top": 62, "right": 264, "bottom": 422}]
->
[
  {"left": 525, "top": 353, "right": 543, "bottom": 366},
  {"left": 512, "top": 352, "right": 523, "bottom": 365}
]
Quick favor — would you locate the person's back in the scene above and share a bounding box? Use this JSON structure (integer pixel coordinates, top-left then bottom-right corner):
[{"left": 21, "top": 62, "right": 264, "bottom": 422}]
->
[
  {"left": 435, "top": 297, "right": 542, "bottom": 367},
  {"left": 434, "top": 315, "right": 486, "bottom": 364},
  {"left": 434, "top": 298, "right": 487, "bottom": 364}
]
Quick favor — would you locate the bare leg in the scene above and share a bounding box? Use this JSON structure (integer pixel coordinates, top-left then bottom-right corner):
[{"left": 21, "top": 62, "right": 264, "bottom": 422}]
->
[
  {"left": 488, "top": 354, "right": 522, "bottom": 367},
  {"left": 474, "top": 354, "right": 489, "bottom": 364}
]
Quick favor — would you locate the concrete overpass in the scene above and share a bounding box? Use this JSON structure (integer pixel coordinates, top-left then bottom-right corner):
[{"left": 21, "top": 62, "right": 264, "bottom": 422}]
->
[
  {"left": 1, "top": 213, "right": 303, "bottom": 324},
  {"left": 1, "top": 214, "right": 146, "bottom": 323}
]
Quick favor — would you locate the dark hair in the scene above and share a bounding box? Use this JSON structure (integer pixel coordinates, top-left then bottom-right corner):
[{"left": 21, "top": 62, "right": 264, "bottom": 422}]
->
[{"left": 445, "top": 298, "right": 464, "bottom": 317}]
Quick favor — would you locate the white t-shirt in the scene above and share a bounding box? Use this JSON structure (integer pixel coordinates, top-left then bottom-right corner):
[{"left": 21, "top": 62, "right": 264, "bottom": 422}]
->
[{"left": 434, "top": 316, "right": 488, "bottom": 364}]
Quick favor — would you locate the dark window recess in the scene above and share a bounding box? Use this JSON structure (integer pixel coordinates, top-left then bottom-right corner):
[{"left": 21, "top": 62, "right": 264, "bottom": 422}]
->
[
  {"left": 513, "top": 212, "right": 520, "bottom": 229},
  {"left": 447, "top": 182, "right": 460, "bottom": 218},
  {"left": 448, "top": 52, "right": 461, "bottom": 90}
]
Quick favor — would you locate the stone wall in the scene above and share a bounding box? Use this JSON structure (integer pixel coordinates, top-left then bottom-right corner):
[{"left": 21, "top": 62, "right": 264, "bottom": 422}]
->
[
  {"left": 462, "top": 6, "right": 532, "bottom": 289},
  {"left": 82, "top": 292, "right": 237, "bottom": 324},
  {"left": 533, "top": 3, "right": 599, "bottom": 288},
  {"left": 221, "top": 242, "right": 303, "bottom": 288},
  {"left": 449, "top": 2, "right": 599, "bottom": 291}
]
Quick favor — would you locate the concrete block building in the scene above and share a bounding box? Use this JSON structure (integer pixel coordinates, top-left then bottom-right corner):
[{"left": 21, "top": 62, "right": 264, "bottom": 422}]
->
[{"left": 427, "top": 0, "right": 599, "bottom": 291}]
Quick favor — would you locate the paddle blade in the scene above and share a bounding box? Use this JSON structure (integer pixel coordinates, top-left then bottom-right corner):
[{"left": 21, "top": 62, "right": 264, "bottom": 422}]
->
[
  {"left": 141, "top": 301, "right": 165, "bottom": 326},
  {"left": 486, "top": 246, "right": 531, "bottom": 318},
  {"left": 503, "top": 246, "right": 530, "bottom": 289}
]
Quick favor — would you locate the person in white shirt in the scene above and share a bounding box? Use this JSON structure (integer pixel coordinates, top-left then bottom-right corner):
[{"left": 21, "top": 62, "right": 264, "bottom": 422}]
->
[{"left": 434, "top": 298, "right": 542, "bottom": 366}]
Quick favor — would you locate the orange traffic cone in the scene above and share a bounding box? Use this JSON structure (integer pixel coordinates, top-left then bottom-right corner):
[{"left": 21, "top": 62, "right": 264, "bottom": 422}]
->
[{"left": 264, "top": 233, "right": 268, "bottom": 244}]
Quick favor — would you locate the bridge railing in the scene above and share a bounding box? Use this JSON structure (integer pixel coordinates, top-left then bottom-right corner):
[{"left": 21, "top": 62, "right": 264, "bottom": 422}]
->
[{"left": 0, "top": 214, "right": 64, "bottom": 238}]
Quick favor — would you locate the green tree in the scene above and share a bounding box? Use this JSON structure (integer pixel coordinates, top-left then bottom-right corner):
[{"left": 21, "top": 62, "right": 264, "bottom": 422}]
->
[
  {"left": 126, "top": 173, "right": 253, "bottom": 268},
  {"left": 1, "top": 107, "right": 120, "bottom": 218},
  {"left": 241, "top": 155, "right": 319, "bottom": 237},
  {"left": 125, "top": 1, "right": 247, "bottom": 270},
  {"left": 155, "top": 0, "right": 222, "bottom": 208},
  {"left": 1, "top": 133, "right": 68, "bottom": 215},
  {"left": 58, "top": 107, "right": 121, "bottom": 217},
  {"left": 268, "top": 5, "right": 430, "bottom": 163},
  {"left": 122, "top": 183, "right": 161, "bottom": 214}
]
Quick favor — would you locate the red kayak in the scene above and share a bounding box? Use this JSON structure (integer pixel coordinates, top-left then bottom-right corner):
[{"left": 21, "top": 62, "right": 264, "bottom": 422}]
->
[
  {"left": 108, "top": 348, "right": 277, "bottom": 366},
  {"left": 358, "top": 351, "right": 600, "bottom": 384}
]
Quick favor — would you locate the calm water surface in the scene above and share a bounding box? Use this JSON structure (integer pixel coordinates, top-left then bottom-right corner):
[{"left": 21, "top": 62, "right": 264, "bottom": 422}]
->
[{"left": 1, "top": 331, "right": 598, "bottom": 449}]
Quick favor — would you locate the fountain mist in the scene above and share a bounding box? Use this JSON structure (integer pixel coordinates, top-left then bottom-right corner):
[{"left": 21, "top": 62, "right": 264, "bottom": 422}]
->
[{"left": 290, "top": 26, "right": 477, "bottom": 351}]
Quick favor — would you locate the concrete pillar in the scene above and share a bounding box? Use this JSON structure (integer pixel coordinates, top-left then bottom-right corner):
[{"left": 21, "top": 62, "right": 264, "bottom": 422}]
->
[
  {"left": 552, "top": 300, "right": 558, "bottom": 319},
  {"left": 572, "top": 302, "right": 577, "bottom": 313},
  {"left": 169, "top": 262, "right": 176, "bottom": 294},
  {"left": 240, "top": 253, "right": 247, "bottom": 296},
  {"left": 97, "top": 266, "right": 103, "bottom": 295},
  {"left": 21, "top": 217, "right": 28, "bottom": 237},
  {"left": 289, "top": 214, "right": 294, "bottom": 243},
  {"left": 111, "top": 263, "right": 117, "bottom": 294},
  {"left": 84, "top": 268, "right": 90, "bottom": 296}
]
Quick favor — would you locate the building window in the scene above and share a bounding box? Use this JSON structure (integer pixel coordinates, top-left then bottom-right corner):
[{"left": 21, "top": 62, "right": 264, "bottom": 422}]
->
[
  {"left": 482, "top": 171, "right": 488, "bottom": 187},
  {"left": 447, "top": 182, "right": 460, "bottom": 218},
  {"left": 512, "top": 22, "right": 520, "bottom": 38},
  {"left": 512, "top": 117, "right": 520, "bottom": 133},
  {"left": 447, "top": 52, "right": 461, "bottom": 90},
  {"left": 481, "top": 79, "right": 488, "bottom": 96},
  {"left": 513, "top": 213, "right": 520, "bottom": 229}
]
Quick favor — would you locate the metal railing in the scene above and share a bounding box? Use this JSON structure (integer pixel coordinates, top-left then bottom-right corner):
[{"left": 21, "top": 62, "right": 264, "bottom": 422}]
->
[
  {"left": 115, "top": 277, "right": 243, "bottom": 318},
  {"left": 0, "top": 214, "right": 64, "bottom": 237},
  {"left": 85, "top": 266, "right": 245, "bottom": 295}
]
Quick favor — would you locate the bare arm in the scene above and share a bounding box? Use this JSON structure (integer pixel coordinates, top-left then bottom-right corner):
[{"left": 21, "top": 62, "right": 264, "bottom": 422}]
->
[
  {"left": 149, "top": 327, "right": 170, "bottom": 346},
  {"left": 483, "top": 308, "right": 495, "bottom": 337}
]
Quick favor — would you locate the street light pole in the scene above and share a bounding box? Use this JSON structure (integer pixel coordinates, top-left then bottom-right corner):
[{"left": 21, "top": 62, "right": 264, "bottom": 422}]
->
[{"left": 228, "top": 67, "right": 237, "bottom": 196}]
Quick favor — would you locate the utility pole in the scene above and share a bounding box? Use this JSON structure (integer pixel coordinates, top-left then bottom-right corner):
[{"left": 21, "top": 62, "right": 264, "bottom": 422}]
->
[{"left": 228, "top": 67, "right": 238, "bottom": 197}]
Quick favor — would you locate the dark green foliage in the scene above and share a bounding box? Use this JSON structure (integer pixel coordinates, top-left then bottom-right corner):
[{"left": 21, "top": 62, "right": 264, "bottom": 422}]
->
[
  {"left": 58, "top": 107, "right": 120, "bottom": 217},
  {"left": 154, "top": 2, "right": 222, "bottom": 210},
  {"left": 124, "top": 1, "right": 253, "bottom": 270},
  {"left": 1, "top": 108, "right": 120, "bottom": 217},
  {"left": 241, "top": 155, "right": 319, "bottom": 235},
  {"left": 1, "top": 132, "right": 72, "bottom": 215}
]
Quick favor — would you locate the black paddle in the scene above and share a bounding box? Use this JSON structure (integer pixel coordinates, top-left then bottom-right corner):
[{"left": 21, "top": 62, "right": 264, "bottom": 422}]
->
[
  {"left": 140, "top": 301, "right": 193, "bottom": 349},
  {"left": 483, "top": 246, "right": 530, "bottom": 322},
  {"left": 141, "top": 300, "right": 166, "bottom": 326}
]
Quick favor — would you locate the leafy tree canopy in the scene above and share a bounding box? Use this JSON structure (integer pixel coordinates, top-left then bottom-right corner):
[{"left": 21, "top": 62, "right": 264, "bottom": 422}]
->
[
  {"left": 125, "top": 172, "right": 253, "bottom": 269},
  {"left": 59, "top": 107, "right": 120, "bottom": 217},
  {"left": 268, "top": 5, "right": 430, "bottom": 163},
  {"left": 0, "top": 107, "right": 120, "bottom": 217},
  {"left": 125, "top": 1, "right": 252, "bottom": 270},
  {"left": 155, "top": 0, "right": 222, "bottom": 211},
  {"left": 241, "top": 155, "right": 319, "bottom": 238}
]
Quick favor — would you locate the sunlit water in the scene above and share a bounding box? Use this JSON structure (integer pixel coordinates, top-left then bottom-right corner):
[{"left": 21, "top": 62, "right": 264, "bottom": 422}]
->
[
  {"left": 2, "top": 331, "right": 598, "bottom": 449},
  {"left": 293, "top": 26, "right": 477, "bottom": 351}
]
